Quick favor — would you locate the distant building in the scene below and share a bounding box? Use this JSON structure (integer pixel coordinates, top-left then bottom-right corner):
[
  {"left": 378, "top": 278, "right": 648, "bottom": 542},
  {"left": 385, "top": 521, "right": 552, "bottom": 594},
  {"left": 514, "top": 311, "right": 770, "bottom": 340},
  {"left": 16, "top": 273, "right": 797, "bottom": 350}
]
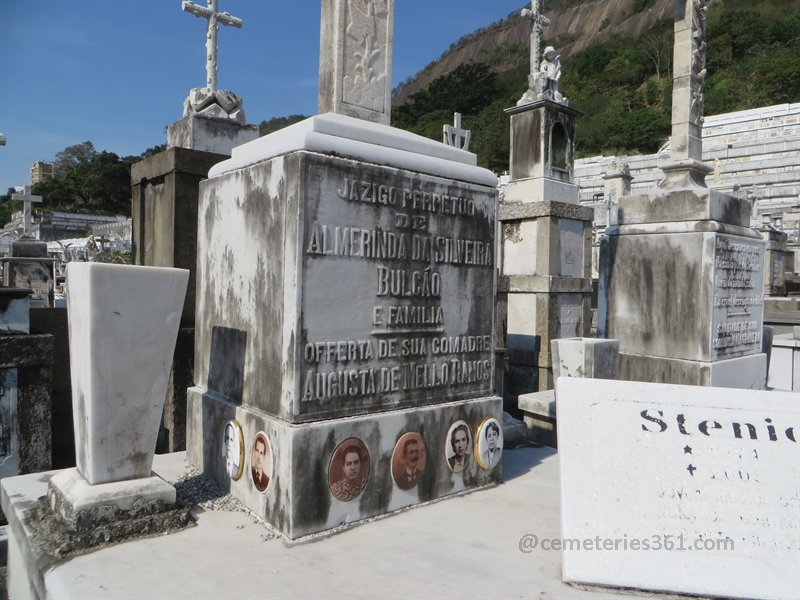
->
[{"left": 30, "top": 162, "right": 54, "bottom": 185}]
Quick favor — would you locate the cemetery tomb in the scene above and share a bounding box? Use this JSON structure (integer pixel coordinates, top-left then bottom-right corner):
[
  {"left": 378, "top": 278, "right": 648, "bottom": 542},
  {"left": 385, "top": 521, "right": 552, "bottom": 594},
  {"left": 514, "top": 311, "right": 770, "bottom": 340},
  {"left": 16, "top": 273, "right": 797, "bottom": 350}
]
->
[{"left": 186, "top": 114, "right": 502, "bottom": 539}]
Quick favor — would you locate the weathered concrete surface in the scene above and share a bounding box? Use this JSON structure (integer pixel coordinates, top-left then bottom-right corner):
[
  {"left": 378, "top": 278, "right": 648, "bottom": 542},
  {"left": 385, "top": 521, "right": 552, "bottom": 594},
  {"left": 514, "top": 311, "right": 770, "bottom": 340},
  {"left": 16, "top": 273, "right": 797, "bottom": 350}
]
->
[
  {"left": 187, "top": 388, "right": 502, "bottom": 539},
  {"left": 194, "top": 151, "right": 497, "bottom": 422},
  {"left": 166, "top": 114, "right": 259, "bottom": 156},
  {"left": 505, "top": 100, "right": 581, "bottom": 191},
  {"left": 599, "top": 223, "right": 765, "bottom": 363},
  {"left": 6, "top": 449, "right": 639, "bottom": 600}
]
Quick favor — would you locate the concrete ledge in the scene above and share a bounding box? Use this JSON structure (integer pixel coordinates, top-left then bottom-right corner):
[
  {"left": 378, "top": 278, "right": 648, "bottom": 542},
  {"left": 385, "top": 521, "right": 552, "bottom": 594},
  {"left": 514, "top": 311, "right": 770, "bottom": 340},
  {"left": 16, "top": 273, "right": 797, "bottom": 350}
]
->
[
  {"left": 131, "top": 146, "right": 229, "bottom": 182},
  {"left": 499, "top": 200, "right": 594, "bottom": 222},
  {"left": 519, "top": 390, "right": 556, "bottom": 419},
  {"left": 508, "top": 275, "right": 592, "bottom": 293}
]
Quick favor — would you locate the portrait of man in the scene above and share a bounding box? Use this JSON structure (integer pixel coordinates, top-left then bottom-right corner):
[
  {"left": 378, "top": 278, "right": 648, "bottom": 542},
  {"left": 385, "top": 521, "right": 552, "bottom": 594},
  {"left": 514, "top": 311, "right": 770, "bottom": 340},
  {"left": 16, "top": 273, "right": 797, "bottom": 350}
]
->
[
  {"left": 392, "top": 432, "right": 426, "bottom": 491},
  {"left": 445, "top": 421, "right": 471, "bottom": 473},
  {"left": 250, "top": 431, "right": 272, "bottom": 493},
  {"left": 476, "top": 418, "right": 503, "bottom": 470},
  {"left": 329, "top": 438, "right": 369, "bottom": 502},
  {"left": 222, "top": 420, "right": 244, "bottom": 480}
]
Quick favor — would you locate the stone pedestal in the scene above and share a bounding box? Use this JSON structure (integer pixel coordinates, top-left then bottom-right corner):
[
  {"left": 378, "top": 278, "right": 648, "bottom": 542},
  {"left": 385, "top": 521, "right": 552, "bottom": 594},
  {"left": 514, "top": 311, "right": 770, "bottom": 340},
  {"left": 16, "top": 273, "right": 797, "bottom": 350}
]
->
[
  {"left": 131, "top": 147, "right": 228, "bottom": 452},
  {"left": 500, "top": 201, "right": 594, "bottom": 393},
  {"left": 166, "top": 114, "right": 259, "bottom": 156},
  {"left": 187, "top": 113, "right": 503, "bottom": 539},
  {"left": 599, "top": 181, "right": 768, "bottom": 389},
  {"left": 504, "top": 100, "right": 580, "bottom": 206}
]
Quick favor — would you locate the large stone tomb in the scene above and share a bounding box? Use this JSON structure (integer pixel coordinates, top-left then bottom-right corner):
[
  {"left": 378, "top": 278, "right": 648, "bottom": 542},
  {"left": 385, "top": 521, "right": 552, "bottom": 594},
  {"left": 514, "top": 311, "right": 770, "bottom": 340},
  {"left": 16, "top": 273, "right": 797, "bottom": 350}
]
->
[
  {"left": 600, "top": 218, "right": 767, "bottom": 388},
  {"left": 187, "top": 113, "right": 502, "bottom": 539},
  {"left": 557, "top": 377, "right": 799, "bottom": 600}
]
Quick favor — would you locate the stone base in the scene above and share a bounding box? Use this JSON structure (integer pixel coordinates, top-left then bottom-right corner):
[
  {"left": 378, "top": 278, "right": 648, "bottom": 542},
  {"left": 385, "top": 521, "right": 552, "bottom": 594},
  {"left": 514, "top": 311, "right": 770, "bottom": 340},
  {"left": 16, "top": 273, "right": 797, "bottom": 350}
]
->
[
  {"left": 187, "top": 387, "right": 503, "bottom": 540},
  {"left": 48, "top": 469, "right": 177, "bottom": 526},
  {"left": 618, "top": 352, "right": 767, "bottom": 389},
  {"left": 167, "top": 114, "right": 259, "bottom": 156}
]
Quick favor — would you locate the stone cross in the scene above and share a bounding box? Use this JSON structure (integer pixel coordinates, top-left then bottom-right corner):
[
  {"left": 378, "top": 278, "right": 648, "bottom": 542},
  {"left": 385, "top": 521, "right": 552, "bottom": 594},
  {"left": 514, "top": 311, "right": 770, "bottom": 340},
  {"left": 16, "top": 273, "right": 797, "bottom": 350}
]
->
[
  {"left": 182, "top": 0, "right": 242, "bottom": 92},
  {"left": 12, "top": 185, "right": 43, "bottom": 234},
  {"left": 670, "top": 0, "right": 708, "bottom": 164},
  {"left": 522, "top": 0, "right": 550, "bottom": 87},
  {"left": 443, "top": 113, "right": 471, "bottom": 151},
  {"left": 319, "top": 0, "right": 394, "bottom": 125}
]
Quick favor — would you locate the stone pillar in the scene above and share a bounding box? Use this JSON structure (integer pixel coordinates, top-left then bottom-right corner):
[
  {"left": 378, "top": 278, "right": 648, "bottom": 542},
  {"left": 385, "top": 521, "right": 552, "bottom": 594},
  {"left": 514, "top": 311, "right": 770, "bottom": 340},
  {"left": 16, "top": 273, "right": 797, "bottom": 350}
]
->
[
  {"left": 500, "top": 99, "right": 593, "bottom": 394},
  {"left": 131, "top": 148, "right": 228, "bottom": 452}
]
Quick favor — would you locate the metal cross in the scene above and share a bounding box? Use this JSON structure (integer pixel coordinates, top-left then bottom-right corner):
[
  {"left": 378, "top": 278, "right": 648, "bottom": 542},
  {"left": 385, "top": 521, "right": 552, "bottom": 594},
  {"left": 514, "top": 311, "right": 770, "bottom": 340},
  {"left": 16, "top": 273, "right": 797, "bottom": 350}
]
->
[
  {"left": 443, "top": 113, "right": 471, "bottom": 152},
  {"left": 521, "top": 0, "right": 550, "bottom": 80},
  {"left": 12, "top": 185, "right": 43, "bottom": 235},
  {"left": 182, "top": 0, "right": 242, "bottom": 92}
]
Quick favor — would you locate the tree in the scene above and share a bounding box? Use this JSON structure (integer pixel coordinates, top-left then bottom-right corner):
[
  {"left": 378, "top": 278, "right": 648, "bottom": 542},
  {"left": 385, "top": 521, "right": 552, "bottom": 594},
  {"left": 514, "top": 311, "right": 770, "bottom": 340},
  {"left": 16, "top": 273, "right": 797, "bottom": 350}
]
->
[{"left": 53, "top": 141, "right": 96, "bottom": 177}]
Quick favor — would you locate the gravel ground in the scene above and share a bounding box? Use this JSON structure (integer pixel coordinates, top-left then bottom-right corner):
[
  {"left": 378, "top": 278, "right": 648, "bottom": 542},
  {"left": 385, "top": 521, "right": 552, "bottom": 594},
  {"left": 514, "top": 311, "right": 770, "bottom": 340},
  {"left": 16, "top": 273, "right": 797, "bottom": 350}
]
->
[{"left": 173, "top": 467, "right": 280, "bottom": 540}]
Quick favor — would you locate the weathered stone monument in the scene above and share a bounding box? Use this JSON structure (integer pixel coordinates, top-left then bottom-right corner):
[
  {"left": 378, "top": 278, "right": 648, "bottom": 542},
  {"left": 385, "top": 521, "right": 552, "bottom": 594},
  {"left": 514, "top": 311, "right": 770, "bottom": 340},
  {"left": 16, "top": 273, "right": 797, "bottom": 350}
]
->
[
  {"left": 132, "top": 0, "right": 259, "bottom": 452},
  {"left": 2, "top": 187, "right": 56, "bottom": 309},
  {"left": 599, "top": 0, "right": 767, "bottom": 389},
  {"left": 499, "top": 0, "right": 593, "bottom": 402},
  {"left": 187, "top": 0, "right": 501, "bottom": 539},
  {"left": 557, "top": 376, "right": 799, "bottom": 600}
]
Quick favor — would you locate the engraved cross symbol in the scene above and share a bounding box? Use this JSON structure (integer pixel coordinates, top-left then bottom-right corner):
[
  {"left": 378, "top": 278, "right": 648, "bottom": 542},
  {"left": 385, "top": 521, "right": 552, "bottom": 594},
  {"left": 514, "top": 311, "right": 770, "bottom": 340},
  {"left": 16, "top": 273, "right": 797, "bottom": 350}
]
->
[
  {"left": 182, "top": 0, "right": 242, "bottom": 92},
  {"left": 521, "top": 0, "right": 550, "bottom": 79},
  {"left": 687, "top": 464, "right": 696, "bottom": 476},
  {"left": 443, "top": 113, "right": 471, "bottom": 152},
  {"left": 12, "top": 185, "right": 43, "bottom": 235}
]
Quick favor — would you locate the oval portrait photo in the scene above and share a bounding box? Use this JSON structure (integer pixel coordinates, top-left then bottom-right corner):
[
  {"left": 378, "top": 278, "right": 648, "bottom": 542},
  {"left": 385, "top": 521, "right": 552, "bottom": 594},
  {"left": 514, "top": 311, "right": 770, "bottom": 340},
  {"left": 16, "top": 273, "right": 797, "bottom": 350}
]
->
[
  {"left": 475, "top": 417, "right": 503, "bottom": 470},
  {"left": 392, "top": 432, "right": 426, "bottom": 490},
  {"left": 222, "top": 420, "right": 244, "bottom": 480},
  {"left": 250, "top": 431, "right": 273, "bottom": 493},
  {"left": 444, "top": 420, "right": 472, "bottom": 473},
  {"left": 328, "top": 438, "right": 370, "bottom": 502}
]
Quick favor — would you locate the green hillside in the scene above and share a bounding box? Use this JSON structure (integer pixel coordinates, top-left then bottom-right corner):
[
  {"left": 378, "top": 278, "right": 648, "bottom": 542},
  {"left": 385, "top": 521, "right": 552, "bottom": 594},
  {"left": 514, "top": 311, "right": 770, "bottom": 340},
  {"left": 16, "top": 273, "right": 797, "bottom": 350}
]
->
[{"left": 392, "top": 0, "right": 800, "bottom": 173}]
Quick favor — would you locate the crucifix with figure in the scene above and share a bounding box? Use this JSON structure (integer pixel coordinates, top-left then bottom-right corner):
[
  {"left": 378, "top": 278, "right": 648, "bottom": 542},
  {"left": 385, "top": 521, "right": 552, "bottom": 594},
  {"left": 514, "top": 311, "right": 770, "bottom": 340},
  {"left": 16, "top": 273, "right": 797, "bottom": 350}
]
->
[
  {"left": 12, "top": 185, "right": 42, "bottom": 235},
  {"left": 181, "top": 0, "right": 242, "bottom": 92}
]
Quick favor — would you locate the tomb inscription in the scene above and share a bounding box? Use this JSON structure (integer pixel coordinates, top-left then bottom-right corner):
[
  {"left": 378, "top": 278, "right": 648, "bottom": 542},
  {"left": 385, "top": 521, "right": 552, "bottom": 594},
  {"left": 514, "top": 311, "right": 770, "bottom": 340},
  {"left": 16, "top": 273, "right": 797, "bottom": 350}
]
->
[
  {"left": 299, "top": 156, "right": 496, "bottom": 418},
  {"left": 711, "top": 234, "right": 765, "bottom": 359}
]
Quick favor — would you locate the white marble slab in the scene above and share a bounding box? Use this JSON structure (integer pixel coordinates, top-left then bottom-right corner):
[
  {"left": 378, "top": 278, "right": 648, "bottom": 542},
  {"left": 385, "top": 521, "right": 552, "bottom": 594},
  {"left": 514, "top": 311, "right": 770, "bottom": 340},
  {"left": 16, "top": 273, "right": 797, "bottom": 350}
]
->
[
  {"left": 557, "top": 377, "right": 799, "bottom": 600},
  {"left": 66, "top": 263, "right": 189, "bottom": 485},
  {"left": 208, "top": 113, "right": 496, "bottom": 187}
]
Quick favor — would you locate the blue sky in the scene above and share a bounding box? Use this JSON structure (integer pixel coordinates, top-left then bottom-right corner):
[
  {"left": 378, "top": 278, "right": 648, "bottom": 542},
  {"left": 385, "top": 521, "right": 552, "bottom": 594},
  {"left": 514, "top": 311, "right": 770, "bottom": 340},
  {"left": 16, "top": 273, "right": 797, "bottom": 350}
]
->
[{"left": 0, "top": 0, "right": 527, "bottom": 195}]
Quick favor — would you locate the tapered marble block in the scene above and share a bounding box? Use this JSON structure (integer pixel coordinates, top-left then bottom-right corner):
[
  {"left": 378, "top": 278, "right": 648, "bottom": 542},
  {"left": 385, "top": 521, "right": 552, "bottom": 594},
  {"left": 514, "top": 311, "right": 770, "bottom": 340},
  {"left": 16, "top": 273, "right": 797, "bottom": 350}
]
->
[{"left": 66, "top": 263, "right": 189, "bottom": 485}]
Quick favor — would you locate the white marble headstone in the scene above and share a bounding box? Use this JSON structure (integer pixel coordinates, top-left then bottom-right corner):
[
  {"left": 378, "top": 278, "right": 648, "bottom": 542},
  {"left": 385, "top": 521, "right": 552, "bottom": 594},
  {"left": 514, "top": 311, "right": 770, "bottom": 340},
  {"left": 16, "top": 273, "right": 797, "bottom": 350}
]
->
[
  {"left": 557, "top": 377, "right": 799, "bottom": 600},
  {"left": 66, "top": 263, "right": 189, "bottom": 485}
]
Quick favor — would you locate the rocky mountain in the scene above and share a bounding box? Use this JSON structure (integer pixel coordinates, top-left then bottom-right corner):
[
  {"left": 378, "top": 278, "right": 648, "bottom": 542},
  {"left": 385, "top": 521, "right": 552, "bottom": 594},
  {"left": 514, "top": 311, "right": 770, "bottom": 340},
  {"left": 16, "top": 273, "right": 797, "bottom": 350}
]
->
[{"left": 393, "top": 0, "right": 674, "bottom": 106}]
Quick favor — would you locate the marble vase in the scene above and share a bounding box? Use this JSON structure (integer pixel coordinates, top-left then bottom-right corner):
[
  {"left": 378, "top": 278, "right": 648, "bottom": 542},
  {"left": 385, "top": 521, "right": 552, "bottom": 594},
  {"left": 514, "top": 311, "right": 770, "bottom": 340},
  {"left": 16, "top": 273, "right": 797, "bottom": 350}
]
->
[{"left": 66, "top": 263, "right": 189, "bottom": 485}]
